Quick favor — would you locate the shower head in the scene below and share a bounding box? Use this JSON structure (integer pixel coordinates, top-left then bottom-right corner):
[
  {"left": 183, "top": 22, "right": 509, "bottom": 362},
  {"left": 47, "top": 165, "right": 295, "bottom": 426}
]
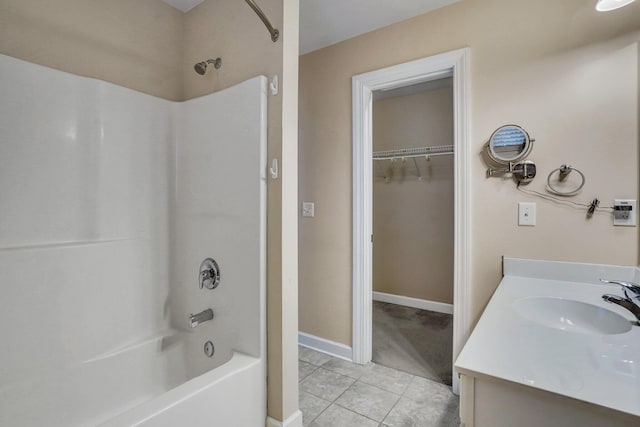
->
[
  {"left": 194, "top": 58, "right": 222, "bottom": 75},
  {"left": 194, "top": 62, "right": 207, "bottom": 75}
]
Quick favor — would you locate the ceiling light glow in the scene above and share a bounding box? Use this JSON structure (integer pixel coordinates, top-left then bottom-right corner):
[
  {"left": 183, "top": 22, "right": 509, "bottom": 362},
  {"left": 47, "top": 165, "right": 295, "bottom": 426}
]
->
[{"left": 596, "top": 0, "right": 637, "bottom": 11}]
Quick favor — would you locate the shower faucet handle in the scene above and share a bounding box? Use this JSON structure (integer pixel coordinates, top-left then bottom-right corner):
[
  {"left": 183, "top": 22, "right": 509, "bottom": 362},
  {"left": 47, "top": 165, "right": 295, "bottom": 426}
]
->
[{"left": 199, "top": 258, "right": 221, "bottom": 290}]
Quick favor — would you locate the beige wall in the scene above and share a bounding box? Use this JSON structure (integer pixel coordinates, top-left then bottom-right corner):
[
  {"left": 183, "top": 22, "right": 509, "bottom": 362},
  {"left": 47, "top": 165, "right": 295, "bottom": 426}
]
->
[
  {"left": 1, "top": 0, "right": 299, "bottom": 423},
  {"left": 0, "top": 0, "right": 184, "bottom": 100},
  {"left": 372, "top": 87, "right": 454, "bottom": 304},
  {"left": 298, "top": 0, "right": 640, "bottom": 347}
]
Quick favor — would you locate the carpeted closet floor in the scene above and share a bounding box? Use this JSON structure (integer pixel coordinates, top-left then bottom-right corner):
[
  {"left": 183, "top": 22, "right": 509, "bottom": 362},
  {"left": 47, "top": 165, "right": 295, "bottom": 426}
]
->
[{"left": 372, "top": 301, "right": 453, "bottom": 385}]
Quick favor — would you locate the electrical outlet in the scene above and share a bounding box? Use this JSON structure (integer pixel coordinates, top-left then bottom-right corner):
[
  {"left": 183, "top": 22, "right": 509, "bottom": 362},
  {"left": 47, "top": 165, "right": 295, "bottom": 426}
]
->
[
  {"left": 302, "top": 202, "right": 315, "bottom": 217},
  {"left": 613, "top": 199, "right": 636, "bottom": 226},
  {"left": 518, "top": 202, "right": 536, "bottom": 226}
]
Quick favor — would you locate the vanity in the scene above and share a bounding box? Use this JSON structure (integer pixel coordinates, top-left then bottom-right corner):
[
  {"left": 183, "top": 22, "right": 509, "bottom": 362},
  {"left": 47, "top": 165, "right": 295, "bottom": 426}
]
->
[{"left": 455, "top": 258, "right": 640, "bottom": 427}]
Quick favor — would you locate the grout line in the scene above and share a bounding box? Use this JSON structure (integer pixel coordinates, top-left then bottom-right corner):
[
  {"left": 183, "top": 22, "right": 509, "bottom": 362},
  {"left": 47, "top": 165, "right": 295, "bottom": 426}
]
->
[
  {"left": 380, "top": 394, "right": 403, "bottom": 426},
  {"left": 298, "top": 365, "right": 319, "bottom": 384},
  {"left": 319, "top": 361, "right": 368, "bottom": 380},
  {"left": 298, "top": 387, "right": 332, "bottom": 426},
  {"left": 305, "top": 401, "right": 328, "bottom": 427},
  {"left": 353, "top": 379, "right": 402, "bottom": 398},
  {"left": 331, "top": 380, "right": 403, "bottom": 424},
  {"left": 299, "top": 367, "right": 355, "bottom": 402},
  {"left": 331, "top": 390, "right": 352, "bottom": 406},
  {"left": 333, "top": 401, "right": 387, "bottom": 424}
]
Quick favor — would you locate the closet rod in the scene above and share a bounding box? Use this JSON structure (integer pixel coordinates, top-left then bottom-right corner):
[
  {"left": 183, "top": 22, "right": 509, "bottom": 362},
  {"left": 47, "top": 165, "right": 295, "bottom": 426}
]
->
[{"left": 372, "top": 145, "right": 454, "bottom": 160}]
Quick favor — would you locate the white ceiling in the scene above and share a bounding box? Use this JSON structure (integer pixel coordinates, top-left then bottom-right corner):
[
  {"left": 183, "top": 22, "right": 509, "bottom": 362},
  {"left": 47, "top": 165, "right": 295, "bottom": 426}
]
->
[
  {"left": 299, "top": 0, "right": 460, "bottom": 54},
  {"left": 162, "top": 0, "right": 461, "bottom": 54}
]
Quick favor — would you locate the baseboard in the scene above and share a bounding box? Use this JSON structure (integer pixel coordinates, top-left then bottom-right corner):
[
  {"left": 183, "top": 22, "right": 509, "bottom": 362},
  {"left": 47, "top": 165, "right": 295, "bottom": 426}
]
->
[
  {"left": 373, "top": 291, "right": 453, "bottom": 315},
  {"left": 266, "top": 410, "right": 303, "bottom": 427},
  {"left": 298, "top": 331, "right": 353, "bottom": 361}
]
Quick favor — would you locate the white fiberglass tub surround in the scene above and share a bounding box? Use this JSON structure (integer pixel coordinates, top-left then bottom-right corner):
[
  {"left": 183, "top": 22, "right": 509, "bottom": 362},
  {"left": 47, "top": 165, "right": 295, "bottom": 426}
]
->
[{"left": 0, "top": 54, "right": 267, "bottom": 427}]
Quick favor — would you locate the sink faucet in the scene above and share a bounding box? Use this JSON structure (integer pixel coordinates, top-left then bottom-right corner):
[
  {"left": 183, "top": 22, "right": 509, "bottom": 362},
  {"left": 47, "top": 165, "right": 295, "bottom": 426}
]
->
[
  {"left": 600, "top": 279, "right": 640, "bottom": 322},
  {"left": 188, "top": 308, "right": 214, "bottom": 328}
]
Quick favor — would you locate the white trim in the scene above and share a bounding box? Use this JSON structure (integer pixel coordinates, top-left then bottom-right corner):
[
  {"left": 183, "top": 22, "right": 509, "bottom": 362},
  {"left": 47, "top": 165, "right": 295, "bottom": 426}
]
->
[
  {"left": 372, "top": 291, "right": 454, "bottom": 315},
  {"left": 298, "top": 332, "right": 353, "bottom": 361},
  {"left": 266, "top": 410, "right": 303, "bottom": 427},
  {"left": 352, "top": 48, "right": 471, "bottom": 396}
]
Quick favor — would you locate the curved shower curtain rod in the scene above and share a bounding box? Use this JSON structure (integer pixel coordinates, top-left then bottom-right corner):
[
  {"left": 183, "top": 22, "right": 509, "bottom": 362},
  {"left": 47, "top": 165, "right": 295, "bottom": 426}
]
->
[{"left": 244, "top": 0, "right": 279, "bottom": 42}]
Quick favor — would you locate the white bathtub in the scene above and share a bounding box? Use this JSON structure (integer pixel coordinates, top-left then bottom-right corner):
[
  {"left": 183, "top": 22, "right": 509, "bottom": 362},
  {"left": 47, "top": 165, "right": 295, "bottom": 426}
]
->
[
  {"left": 0, "top": 332, "right": 265, "bottom": 427},
  {"left": 99, "top": 336, "right": 266, "bottom": 427},
  {"left": 102, "top": 353, "right": 264, "bottom": 427}
]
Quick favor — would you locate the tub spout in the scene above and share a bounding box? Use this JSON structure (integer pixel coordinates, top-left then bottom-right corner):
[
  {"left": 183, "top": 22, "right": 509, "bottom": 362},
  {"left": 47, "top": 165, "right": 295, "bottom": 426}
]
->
[{"left": 188, "top": 308, "right": 214, "bottom": 328}]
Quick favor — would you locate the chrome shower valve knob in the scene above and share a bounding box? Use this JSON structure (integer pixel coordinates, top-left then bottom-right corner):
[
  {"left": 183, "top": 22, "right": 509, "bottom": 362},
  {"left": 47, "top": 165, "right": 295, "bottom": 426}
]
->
[{"left": 199, "top": 258, "right": 221, "bottom": 290}]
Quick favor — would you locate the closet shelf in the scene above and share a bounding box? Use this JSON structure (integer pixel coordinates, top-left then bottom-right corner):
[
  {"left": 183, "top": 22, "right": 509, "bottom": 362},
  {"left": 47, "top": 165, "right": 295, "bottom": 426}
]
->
[{"left": 372, "top": 145, "right": 454, "bottom": 160}]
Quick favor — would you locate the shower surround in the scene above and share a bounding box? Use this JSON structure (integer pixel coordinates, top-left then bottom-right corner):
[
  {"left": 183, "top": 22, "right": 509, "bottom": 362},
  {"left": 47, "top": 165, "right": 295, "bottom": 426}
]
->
[{"left": 0, "top": 54, "right": 267, "bottom": 426}]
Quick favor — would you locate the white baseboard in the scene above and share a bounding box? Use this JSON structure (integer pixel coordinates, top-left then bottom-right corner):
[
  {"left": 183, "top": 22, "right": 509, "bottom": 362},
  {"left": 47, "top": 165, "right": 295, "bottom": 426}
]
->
[
  {"left": 373, "top": 291, "right": 453, "bottom": 315},
  {"left": 266, "top": 410, "right": 303, "bottom": 427},
  {"left": 298, "top": 331, "right": 353, "bottom": 361}
]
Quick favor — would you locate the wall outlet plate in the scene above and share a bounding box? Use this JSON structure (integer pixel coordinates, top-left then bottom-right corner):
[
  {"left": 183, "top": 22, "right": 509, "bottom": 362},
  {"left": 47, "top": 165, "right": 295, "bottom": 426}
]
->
[
  {"left": 613, "top": 199, "right": 636, "bottom": 226},
  {"left": 302, "top": 202, "right": 315, "bottom": 217}
]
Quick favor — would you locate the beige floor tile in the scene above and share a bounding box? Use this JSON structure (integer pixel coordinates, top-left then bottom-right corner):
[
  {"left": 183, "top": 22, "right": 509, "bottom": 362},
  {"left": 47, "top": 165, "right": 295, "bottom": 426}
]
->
[
  {"left": 321, "top": 357, "right": 372, "bottom": 379},
  {"left": 310, "top": 404, "right": 378, "bottom": 427},
  {"left": 299, "top": 360, "right": 318, "bottom": 382},
  {"left": 299, "top": 391, "right": 331, "bottom": 427},
  {"left": 300, "top": 368, "right": 356, "bottom": 401},
  {"left": 299, "top": 346, "right": 333, "bottom": 366},
  {"left": 335, "top": 381, "right": 400, "bottom": 422},
  {"left": 382, "top": 396, "right": 459, "bottom": 427},
  {"left": 359, "top": 363, "right": 414, "bottom": 395},
  {"left": 403, "top": 376, "right": 457, "bottom": 410}
]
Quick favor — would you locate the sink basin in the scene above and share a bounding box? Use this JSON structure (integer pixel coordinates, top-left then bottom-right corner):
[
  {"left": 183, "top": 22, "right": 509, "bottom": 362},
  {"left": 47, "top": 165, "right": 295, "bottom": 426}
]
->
[{"left": 514, "top": 297, "right": 632, "bottom": 335}]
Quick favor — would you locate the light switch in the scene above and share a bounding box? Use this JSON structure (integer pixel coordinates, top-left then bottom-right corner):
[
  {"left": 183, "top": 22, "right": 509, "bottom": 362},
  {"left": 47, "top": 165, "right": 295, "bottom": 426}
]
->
[
  {"left": 518, "top": 202, "right": 536, "bottom": 226},
  {"left": 302, "top": 202, "right": 315, "bottom": 217}
]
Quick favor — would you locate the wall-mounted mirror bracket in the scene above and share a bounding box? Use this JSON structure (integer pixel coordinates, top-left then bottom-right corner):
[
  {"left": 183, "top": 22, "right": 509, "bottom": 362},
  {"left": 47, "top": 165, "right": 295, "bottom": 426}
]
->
[
  {"left": 485, "top": 124, "right": 536, "bottom": 183},
  {"left": 487, "top": 160, "right": 537, "bottom": 183}
]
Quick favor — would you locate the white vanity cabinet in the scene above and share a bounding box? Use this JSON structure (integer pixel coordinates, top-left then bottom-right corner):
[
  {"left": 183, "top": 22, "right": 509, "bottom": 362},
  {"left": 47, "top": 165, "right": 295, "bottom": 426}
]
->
[
  {"left": 455, "top": 258, "right": 640, "bottom": 427},
  {"left": 458, "top": 373, "right": 638, "bottom": 427}
]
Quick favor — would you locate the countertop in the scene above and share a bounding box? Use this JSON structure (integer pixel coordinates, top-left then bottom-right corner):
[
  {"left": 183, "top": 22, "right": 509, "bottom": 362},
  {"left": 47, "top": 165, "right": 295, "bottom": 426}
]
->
[{"left": 455, "top": 258, "right": 640, "bottom": 416}]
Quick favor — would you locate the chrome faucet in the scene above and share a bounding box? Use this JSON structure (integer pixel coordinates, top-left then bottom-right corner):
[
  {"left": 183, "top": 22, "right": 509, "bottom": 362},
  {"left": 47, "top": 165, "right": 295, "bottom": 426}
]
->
[
  {"left": 188, "top": 308, "right": 214, "bottom": 328},
  {"left": 600, "top": 279, "right": 640, "bottom": 323}
]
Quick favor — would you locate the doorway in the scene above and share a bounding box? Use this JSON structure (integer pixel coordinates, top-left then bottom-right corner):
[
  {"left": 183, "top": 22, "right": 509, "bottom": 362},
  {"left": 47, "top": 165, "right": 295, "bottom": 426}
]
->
[
  {"left": 351, "top": 49, "right": 471, "bottom": 395},
  {"left": 371, "top": 76, "right": 455, "bottom": 385}
]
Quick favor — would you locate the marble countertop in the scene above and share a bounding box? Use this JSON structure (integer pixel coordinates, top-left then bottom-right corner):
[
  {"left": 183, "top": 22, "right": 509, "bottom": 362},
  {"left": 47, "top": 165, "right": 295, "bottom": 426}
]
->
[{"left": 455, "top": 258, "right": 640, "bottom": 416}]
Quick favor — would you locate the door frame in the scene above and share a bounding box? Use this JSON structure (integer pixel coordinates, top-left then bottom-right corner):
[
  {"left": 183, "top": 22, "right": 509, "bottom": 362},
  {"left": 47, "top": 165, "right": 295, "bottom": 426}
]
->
[{"left": 351, "top": 48, "right": 471, "bottom": 394}]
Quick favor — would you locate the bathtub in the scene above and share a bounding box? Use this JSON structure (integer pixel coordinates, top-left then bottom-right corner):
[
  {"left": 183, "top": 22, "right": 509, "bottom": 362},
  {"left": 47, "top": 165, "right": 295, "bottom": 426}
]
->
[
  {"left": 102, "top": 353, "right": 264, "bottom": 427},
  {"left": 98, "top": 335, "right": 266, "bottom": 427},
  {"left": 0, "top": 331, "right": 265, "bottom": 426}
]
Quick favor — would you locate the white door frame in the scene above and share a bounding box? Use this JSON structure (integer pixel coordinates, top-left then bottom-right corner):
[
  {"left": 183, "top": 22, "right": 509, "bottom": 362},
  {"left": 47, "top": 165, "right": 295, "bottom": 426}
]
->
[{"left": 351, "top": 48, "right": 471, "bottom": 394}]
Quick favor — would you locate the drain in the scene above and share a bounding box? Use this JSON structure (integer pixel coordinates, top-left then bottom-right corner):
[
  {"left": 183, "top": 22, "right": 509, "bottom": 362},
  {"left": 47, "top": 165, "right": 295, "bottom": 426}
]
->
[{"left": 204, "top": 341, "right": 215, "bottom": 358}]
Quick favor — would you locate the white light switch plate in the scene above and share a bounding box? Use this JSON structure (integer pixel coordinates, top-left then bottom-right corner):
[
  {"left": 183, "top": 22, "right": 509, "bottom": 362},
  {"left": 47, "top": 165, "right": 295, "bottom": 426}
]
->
[
  {"left": 519, "top": 202, "right": 536, "bottom": 226},
  {"left": 302, "top": 202, "right": 315, "bottom": 217}
]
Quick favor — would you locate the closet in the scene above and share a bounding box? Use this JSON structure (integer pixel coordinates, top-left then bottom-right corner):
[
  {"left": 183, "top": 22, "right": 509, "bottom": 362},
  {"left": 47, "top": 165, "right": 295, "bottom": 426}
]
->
[{"left": 371, "top": 77, "right": 455, "bottom": 385}]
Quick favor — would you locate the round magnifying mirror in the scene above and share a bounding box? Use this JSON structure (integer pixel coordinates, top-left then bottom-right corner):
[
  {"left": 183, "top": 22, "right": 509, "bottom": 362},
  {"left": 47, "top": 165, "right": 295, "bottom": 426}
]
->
[{"left": 487, "top": 125, "right": 533, "bottom": 164}]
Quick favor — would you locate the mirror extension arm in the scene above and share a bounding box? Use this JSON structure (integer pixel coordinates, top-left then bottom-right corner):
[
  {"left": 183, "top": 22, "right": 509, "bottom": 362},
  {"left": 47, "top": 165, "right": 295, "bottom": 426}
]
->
[{"left": 486, "top": 160, "right": 536, "bottom": 183}]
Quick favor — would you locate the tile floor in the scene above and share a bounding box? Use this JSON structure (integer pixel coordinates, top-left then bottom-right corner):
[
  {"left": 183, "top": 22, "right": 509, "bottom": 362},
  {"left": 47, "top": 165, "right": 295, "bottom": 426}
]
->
[{"left": 299, "top": 346, "right": 460, "bottom": 427}]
